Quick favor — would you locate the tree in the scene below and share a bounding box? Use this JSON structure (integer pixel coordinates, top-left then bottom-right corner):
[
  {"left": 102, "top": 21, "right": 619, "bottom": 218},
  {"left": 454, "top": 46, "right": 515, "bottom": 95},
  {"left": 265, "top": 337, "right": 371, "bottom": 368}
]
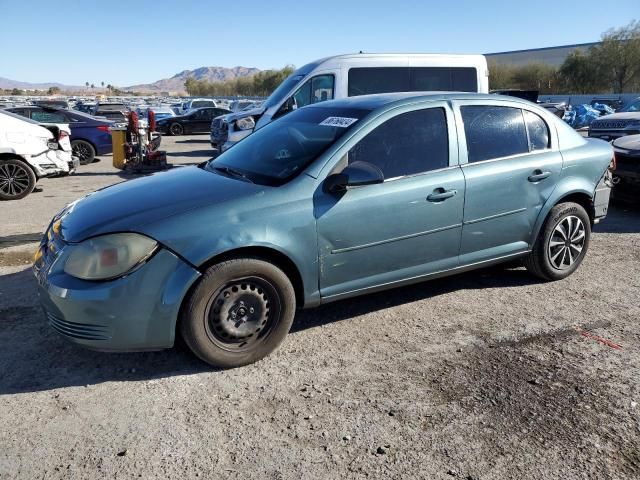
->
[
  {"left": 10, "top": 88, "right": 24, "bottom": 95},
  {"left": 85, "top": 81, "right": 89, "bottom": 90},
  {"left": 47, "top": 86, "right": 61, "bottom": 95},
  {"left": 101, "top": 81, "right": 105, "bottom": 89},
  {"left": 558, "top": 51, "right": 606, "bottom": 93},
  {"left": 592, "top": 20, "right": 640, "bottom": 92},
  {"left": 90, "top": 83, "right": 95, "bottom": 89}
]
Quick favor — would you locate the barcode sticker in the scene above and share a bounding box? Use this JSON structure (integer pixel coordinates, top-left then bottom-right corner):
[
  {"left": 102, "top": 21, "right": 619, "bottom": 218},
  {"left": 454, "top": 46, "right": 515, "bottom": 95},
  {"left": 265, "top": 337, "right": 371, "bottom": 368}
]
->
[{"left": 319, "top": 117, "right": 358, "bottom": 128}]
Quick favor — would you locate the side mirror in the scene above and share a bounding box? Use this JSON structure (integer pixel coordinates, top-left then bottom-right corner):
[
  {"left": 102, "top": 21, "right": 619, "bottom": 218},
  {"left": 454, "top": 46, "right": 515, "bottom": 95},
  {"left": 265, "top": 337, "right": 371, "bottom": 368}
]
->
[{"left": 325, "top": 161, "right": 384, "bottom": 193}]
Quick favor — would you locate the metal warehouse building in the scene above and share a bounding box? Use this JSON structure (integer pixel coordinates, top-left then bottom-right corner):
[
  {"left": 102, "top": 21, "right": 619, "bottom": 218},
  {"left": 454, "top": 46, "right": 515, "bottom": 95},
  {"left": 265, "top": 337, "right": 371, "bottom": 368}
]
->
[{"left": 485, "top": 42, "right": 600, "bottom": 66}]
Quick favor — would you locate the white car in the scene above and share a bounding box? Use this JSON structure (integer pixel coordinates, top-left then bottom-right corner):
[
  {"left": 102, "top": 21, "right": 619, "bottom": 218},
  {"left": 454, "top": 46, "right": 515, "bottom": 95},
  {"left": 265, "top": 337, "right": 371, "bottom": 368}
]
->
[{"left": 0, "top": 110, "right": 71, "bottom": 200}]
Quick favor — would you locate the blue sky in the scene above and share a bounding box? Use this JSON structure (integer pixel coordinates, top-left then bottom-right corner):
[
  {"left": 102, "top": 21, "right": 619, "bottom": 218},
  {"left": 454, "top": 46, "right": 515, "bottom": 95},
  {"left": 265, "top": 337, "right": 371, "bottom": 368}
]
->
[{"left": 0, "top": 0, "right": 636, "bottom": 86}]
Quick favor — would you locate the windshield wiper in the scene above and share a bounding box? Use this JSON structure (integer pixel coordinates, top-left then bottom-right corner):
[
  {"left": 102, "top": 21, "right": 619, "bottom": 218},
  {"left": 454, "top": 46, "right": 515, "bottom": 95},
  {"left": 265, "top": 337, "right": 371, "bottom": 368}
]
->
[{"left": 213, "top": 166, "right": 254, "bottom": 183}]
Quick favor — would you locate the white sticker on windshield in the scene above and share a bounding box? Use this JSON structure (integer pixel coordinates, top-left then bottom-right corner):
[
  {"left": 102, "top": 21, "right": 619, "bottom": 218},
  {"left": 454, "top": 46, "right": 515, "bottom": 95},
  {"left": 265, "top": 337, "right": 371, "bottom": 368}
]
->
[{"left": 319, "top": 117, "right": 358, "bottom": 128}]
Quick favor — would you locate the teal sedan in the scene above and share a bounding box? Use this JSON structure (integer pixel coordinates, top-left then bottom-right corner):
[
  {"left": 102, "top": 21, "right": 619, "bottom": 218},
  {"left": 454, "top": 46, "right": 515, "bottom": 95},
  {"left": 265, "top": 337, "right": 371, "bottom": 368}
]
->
[{"left": 34, "top": 93, "right": 614, "bottom": 368}]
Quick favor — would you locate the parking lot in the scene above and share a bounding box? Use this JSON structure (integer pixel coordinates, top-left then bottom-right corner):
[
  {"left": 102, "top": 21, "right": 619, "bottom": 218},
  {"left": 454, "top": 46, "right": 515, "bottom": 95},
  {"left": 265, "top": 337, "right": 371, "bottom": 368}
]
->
[{"left": 1, "top": 134, "right": 640, "bottom": 479}]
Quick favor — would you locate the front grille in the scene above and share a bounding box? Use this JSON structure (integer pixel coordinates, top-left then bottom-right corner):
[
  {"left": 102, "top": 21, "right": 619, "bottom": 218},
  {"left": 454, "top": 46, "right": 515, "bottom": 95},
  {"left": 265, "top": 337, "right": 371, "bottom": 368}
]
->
[
  {"left": 592, "top": 120, "right": 632, "bottom": 129},
  {"left": 211, "top": 118, "right": 228, "bottom": 143},
  {"left": 47, "top": 312, "right": 112, "bottom": 341}
]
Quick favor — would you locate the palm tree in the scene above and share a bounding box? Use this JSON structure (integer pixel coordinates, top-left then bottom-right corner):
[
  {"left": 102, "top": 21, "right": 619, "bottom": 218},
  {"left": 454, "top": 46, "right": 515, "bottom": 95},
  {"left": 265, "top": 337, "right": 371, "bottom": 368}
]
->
[
  {"left": 90, "top": 83, "right": 95, "bottom": 89},
  {"left": 85, "top": 81, "right": 89, "bottom": 90},
  {"left": 101, "top": 81, "right": 104, "bottom": 89}
]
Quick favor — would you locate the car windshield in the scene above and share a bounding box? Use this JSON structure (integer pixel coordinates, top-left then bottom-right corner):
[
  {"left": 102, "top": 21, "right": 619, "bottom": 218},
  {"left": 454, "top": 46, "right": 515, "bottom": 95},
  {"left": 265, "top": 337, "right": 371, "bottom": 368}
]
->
[
  {"left": 205, "top": 106, "right": 369, "bottom": 186},
  {"left": 621, "top": 100, "right": 640, "bottom": 112},
  {"left": 262, "top": 75, "right": 306, "bottom": 110}
]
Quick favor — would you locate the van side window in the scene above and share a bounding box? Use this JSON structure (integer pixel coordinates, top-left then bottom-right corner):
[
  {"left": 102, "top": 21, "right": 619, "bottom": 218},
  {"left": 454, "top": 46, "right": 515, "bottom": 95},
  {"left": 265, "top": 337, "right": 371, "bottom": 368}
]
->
[
  {"left": 348, "top": 67, "right": 478, "bottom": 96},
  {"left": 348, "top": 108, "right": 449, "bottom": 179},
  {"left": 523, "top": 110, "right": 550, "bottom": 151},
  {"left": 461, "top": 106, "right": 529, "bottom": 163},
  {"left": 293, "top": 74, "right": 335, "bottom": 108}
]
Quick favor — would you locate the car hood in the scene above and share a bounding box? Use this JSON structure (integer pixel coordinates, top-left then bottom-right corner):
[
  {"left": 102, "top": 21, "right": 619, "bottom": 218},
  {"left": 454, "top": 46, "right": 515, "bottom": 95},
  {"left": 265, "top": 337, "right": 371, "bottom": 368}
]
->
[
  {"left": 59, "top": 165, "right": 263, "bottom": 242},
  {"left": 613, "top": 134, "right": 640, "bottom": 154},
  {"left": 593, "top": 112, "right": 640, "bottom": 121},
  {"left": 220, "top": 106, "right": 266, "bottom": 123}
]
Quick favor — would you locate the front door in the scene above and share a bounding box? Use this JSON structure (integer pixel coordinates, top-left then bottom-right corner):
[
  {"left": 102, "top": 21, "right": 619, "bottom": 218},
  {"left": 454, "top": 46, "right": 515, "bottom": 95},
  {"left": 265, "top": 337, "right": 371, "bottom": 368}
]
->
[
  {"left": 315, "top": 105, "right": 464, "bottom": 299},
  {"left": 453, "top": 102, "right": 564, "bottom": 263}
]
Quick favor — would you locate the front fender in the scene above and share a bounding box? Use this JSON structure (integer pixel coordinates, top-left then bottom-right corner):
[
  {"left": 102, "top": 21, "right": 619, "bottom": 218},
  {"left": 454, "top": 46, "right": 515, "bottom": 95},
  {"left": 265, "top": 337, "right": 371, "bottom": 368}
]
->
[{"left": 531, "top": 176, "right": 595, "bottom": 246}]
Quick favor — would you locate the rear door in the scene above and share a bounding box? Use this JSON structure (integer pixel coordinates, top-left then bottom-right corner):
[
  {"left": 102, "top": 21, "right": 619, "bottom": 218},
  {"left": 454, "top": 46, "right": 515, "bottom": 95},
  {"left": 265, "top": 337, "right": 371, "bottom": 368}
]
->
[{"left": 453, "top": 101, "right": 563, "bottom": 264}]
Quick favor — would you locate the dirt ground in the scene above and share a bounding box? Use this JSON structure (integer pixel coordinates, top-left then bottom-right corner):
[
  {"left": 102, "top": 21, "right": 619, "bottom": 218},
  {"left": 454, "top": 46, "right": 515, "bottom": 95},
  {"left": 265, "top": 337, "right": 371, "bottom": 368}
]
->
[{"left": 1, "top": 134, "right": 639, "bottom": 480}]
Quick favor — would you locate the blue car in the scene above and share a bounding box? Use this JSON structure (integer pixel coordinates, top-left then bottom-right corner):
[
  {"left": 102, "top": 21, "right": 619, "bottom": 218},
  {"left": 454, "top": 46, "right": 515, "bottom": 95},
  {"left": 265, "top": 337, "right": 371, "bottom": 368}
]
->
[
  {"left": 7, "top": 106, "right": 113, "bottom": 165},
  {"left": 34, "top": 93, "right": 613, "bottom": 368}
]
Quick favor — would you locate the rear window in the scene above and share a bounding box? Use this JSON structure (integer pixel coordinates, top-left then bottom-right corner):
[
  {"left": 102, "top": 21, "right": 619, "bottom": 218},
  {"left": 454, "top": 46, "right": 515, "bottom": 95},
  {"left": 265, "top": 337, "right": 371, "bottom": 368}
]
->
[
  {"left": 348, "top": 67, "right": 478, "bottom": 96},
  {"left": 461, "top": 105, "right": 529, "bottom": 163},
  {"left": 192, "top": 100, "right": 214, "bottom": 108},
  {"left": 31, "top": 110, "right": 67, "bottom": 123}
]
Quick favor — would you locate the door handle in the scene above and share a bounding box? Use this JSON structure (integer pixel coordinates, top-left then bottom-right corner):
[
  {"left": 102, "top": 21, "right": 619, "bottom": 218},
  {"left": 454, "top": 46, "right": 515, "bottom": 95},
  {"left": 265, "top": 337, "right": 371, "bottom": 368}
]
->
[
  {"left": 427, "top": 188, "right": 457, "bottom": 202},
  {"left": 528, "top": 170, "right": 552, "bottom": 182}
]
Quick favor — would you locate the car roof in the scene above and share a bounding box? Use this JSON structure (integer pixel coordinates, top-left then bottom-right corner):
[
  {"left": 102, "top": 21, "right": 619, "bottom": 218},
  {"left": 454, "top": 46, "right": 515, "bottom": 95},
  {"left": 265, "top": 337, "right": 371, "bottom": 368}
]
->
[{"left": 312, "top": 91, "right": 532, "bottom": 111}]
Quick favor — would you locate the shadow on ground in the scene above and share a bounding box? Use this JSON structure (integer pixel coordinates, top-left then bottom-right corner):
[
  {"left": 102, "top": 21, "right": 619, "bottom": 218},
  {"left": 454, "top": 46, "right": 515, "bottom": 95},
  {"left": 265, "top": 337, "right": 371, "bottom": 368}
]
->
[
  {"left": 175, "top": 138, "right": 212, "bottom": 144},
  {"left": 0, "top": 264, "right": 539, "bottom": 395}
]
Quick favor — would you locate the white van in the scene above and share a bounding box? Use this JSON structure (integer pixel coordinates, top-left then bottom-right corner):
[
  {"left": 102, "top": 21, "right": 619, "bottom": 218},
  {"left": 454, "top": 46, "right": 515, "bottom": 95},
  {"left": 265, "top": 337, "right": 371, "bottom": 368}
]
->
[{"left": 211, "top": 53, "right": 488, "bottom": 151}]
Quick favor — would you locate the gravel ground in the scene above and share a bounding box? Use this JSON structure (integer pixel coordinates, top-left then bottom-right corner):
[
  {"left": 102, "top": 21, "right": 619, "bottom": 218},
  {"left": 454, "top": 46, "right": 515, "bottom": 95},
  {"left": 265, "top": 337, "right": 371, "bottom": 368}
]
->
[{"left": 1, "top": 134, "right": 639, "bottom": 479}]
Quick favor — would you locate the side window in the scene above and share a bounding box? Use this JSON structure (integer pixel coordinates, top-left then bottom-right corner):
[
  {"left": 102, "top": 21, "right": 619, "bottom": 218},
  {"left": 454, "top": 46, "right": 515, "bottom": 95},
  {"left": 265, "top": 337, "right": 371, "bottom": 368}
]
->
[
  {"left": 31, "top": 110, "right": 67, "bottom": 123},
  {"left": 461, "top": 106, "right": 529, "bottom": 163},
  {"left": 348, "top": 68, "right": 410, "bottom": 96},
  {"left": 411, "top": 67, "right": 477, "bottom": 93},
  {"left": 347, "top": 108, "right": 449, "bottom": 179},
  {"left": 293, "top": 74, "right": 334, "bottom": 108},
  {"left": 523, "top": 110, "right": 550, "bottom": 151}
]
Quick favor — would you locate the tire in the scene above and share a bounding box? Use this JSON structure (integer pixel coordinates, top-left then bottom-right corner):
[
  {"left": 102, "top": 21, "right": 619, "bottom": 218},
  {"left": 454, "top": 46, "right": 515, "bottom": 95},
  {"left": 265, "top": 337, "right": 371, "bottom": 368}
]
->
[
  {"left": 524, "top": 202, "right": 591, "bottom": 281},
  {"left": 0, "top": 158, "right": 36, "bottom": 200},
  {"left": 169, "top": 123, "right": 184, "bottom": 136},
  {"left": 71, "top": 140, "right": 96, "bottom": 165},
  {"left": 180, "top": 257, "right": 296, "bottom": 368}
]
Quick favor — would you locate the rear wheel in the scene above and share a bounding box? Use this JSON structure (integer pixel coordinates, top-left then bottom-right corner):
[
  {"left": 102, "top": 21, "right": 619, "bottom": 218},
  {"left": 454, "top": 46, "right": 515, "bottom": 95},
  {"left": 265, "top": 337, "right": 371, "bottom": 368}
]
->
[
  {"left": 180, "top": 257, "right": 296, "bottom": 368},
  {"left": 169, "top": 123, "right": 184, "bottom": 136},
  {"left": 71, "top": 140, "right": 96, "bottom": 165},
  {"left": 524, "top": 202, "right": 590, "bottom": 281},
  {"left": 0, "top": 158, "right": 36, "bottom": 200}
]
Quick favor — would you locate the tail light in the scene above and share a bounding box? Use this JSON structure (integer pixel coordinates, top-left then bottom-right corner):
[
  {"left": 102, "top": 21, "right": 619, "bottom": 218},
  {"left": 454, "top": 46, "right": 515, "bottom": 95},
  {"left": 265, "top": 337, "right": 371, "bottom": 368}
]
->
[
  {"left": 609, "top": 153, "right": 616, "bottom": 171},
  {"left": 96, "top": 125, "right": 111, "bottom": 134}
]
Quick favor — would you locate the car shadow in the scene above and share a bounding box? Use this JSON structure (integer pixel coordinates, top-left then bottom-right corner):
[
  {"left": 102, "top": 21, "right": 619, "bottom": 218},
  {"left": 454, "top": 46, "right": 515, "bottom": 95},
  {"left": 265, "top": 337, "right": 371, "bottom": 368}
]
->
[
  {"left": 0, "top": 233, "right": 43, "bottom": 249},
  {"left": 0, "top": 264, "right": 540, "bottom": 395},
  {"left": 593, "top": 202, "right": 640, "bottom": 234},
  {"left": 175, "top": 139, "right": 212, "bottom": 144}
]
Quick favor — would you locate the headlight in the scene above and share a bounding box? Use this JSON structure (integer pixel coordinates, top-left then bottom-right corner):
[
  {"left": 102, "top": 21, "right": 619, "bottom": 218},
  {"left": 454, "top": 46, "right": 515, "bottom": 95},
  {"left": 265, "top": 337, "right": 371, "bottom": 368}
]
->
[
  {"left": 63, "top": 233, "right": 158, "bottom": 280},
  {"left": 235, "top": 116, "right": 255, "bottom": 131}
]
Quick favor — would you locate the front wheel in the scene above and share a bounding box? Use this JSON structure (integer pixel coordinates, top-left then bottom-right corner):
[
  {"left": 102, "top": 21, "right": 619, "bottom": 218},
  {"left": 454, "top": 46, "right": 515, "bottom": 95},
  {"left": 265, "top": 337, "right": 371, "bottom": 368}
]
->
[
  {"left": 524, "top": 202, "right": 591, "bottom": 281},
  {"left": 0, "top": 158, "right": 36, "bottom": 200},
  {"left": 180, "top": 258, "right": 296, "bottom": 368},
  {"left": 169, "top": 123, "right": 184, "bottom": 136}
]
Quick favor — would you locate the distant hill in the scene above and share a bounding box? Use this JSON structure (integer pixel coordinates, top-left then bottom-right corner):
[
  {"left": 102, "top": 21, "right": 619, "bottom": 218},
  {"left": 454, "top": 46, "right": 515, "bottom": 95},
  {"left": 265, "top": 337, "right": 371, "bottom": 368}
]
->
[
  {"left": 0, "top": 65, "right": 261, "bottom": 94},
  {"left": 126, "top": 66, "right": 261, "bottom": 93},
  {"left": 0, "top": 77, "right": 83, "bottom": 91}
]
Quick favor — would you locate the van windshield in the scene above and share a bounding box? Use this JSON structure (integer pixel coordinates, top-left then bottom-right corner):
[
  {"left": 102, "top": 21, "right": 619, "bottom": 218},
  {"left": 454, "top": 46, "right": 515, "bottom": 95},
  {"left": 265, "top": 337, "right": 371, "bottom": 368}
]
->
[
  {"left": 263, "top": 75, "right": 305, "bottom": 110},
  {"left": 206, "top": 106, "right": 369, "bottom": 186}
]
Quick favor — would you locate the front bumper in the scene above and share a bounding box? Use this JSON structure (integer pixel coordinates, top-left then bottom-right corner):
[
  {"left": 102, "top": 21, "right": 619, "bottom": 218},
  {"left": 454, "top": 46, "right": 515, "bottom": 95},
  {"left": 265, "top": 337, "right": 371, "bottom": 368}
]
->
[{"left": 33, "top": 234, "right": 201, "bottom": 351}]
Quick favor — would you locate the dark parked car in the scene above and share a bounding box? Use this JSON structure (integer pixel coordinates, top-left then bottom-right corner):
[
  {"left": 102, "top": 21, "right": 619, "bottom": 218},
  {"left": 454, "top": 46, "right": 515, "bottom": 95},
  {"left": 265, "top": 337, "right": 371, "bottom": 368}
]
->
[
  {"left": 156, "top": 107, "right": 231, "bottom": 135},
  {"left": 34, "top": 93, "right": 613, "bottom": 368},
  {"left": 612, "top": 134, "right": 640, "bottom": 202},
  {"left": 7, "top": 106, "right": 114, "bottom": 164}
]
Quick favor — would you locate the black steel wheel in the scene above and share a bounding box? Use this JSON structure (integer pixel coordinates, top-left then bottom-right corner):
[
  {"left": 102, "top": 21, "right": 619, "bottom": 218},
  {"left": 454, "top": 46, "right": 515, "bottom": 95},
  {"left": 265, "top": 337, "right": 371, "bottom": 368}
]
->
[
  {"left": 180, "top": 257, "right": 296, "bottom": 368},
  {"left": 169, "top": 123, "right": 184, "bottom": 136},
  {"left": 0, "top": 158, "right": 36, "bottom": 200},
  {"left": 71, "top": 140, "right": 96, "bottom": 165},
  {"left": 205, "top": 277, "right": 281, "bottom": 352}
]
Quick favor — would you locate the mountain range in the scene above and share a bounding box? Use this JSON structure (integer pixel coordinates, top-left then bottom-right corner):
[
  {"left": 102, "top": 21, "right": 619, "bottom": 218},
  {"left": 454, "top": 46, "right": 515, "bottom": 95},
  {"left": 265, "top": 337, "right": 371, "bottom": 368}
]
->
[{"left": 0, "top": 66, "right": 261, "bottom": 93}]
